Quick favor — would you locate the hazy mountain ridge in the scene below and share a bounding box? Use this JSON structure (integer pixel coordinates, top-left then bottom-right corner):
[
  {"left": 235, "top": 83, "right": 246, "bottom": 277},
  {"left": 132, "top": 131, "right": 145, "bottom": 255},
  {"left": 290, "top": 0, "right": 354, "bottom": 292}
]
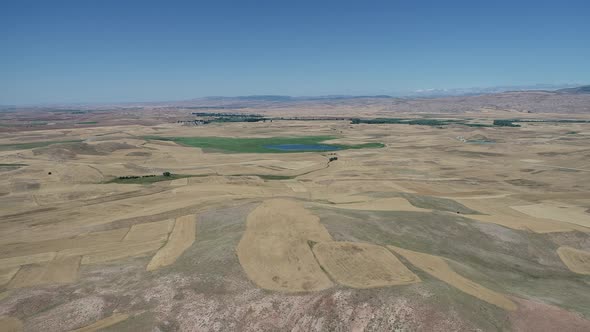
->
[
  {"left": 555, "top": 85, "right": 590, "bottom": 94},
  {"left": 5, "top": 85, "right": 590, "bottom": 114},
  {"left": 172, "top": 86, "right": 590, "bottom": 114}
]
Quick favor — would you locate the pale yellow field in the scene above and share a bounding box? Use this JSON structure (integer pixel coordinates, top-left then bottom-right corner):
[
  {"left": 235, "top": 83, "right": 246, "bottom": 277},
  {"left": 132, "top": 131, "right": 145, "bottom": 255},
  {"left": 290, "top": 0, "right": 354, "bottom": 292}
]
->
[
  {"left": 511, "top": 202, "right": 590, "bottom": 229},
  {"left": 557, "top": 246, "right": 590, "bottom": 275},
  {"left": 8, "top": 255, "right": 81, "bottom": 289},
  {"left": 0, "top": 252, "right": 56, "bottom": 270},
  {"left": 147, "top": 215, "right": 196, "bottom": 271},
  {"left": 123, "top": 219, "right": 174, "bottom": 242},
  {"left": 80, "top": 240, "right": 165, "bottom": 265},
  {"left": 457, "top": 198, "right": 588, "bottom": 233},
  {"left": 0, "top": 268, "right": 19, "bottom": 287},
  {"left": 313, "top": 241, "right": 420, "bottom": 288},
  {"left": 236, "top": 199, "right": 333, "bottom": 292},
  {"left": 0, "top": 228, "right": 129, "bottom": 259},
  {"left": 388, "top": 245, "right": 517, "bottom": 311}
]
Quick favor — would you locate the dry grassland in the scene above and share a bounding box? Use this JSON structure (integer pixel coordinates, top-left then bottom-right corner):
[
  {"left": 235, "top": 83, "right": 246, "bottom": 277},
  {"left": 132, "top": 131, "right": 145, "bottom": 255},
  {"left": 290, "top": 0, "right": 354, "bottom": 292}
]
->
[
  {"left": 70, "top": 313, "right": 129, "bottom": 332},
  {"left": 284, "top": 180, "right": 308, "bottom": 193},
  {"left": 313, "top": 241, "right": 421, "bottom": 288},
  {"left": 325, "top": 194, "right": 374, "bottom": 204},
  {"left": 317, "top": 197, "right": 430, "bottom": 212}
]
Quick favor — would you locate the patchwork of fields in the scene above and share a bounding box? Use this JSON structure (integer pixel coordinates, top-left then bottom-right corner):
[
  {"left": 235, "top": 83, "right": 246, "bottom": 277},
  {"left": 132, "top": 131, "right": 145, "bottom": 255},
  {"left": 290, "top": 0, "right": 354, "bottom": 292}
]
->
[{"left": 0, "top": 117, "right": 589, "bottom": 331}]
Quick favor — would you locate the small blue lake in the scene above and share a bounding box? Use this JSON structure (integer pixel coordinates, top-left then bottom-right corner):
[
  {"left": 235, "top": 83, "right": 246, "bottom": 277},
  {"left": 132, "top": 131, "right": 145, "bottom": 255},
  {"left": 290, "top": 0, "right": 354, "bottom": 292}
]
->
[{"left": 263, "top": 144, "right": 341, "bottom": 151}]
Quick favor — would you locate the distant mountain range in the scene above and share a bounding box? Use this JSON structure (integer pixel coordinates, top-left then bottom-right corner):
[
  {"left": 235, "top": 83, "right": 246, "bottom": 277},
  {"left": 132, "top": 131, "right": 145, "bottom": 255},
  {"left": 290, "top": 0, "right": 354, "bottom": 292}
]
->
[
  {"left": 3, "top": 84, "right": 589, "bottom": 110},
  {"left": 199, "top": 84, "right": 589, "bottom": 102},
  {"left": 405, "top": 84, "right": 585, "bottom": 98},
  {"left": 555, "top": 85, "right": 590, "bottom": 94},
  {"left": 199, "top": 95, "right": 394, "bottom": 102}
]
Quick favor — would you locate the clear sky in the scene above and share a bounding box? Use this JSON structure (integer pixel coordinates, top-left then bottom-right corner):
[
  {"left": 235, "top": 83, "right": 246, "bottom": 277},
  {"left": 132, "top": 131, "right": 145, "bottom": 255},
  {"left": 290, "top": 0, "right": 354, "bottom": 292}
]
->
[{"left": 1, "top": 0, "right": 589, "bottom": 104}]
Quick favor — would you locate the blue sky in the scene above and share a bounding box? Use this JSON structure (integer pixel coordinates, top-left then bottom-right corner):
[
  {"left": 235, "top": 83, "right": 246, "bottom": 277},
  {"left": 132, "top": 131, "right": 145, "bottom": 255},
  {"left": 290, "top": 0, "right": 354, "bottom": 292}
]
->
[{"left": 1, "top": 0, "right": 589, "bottom": 104}]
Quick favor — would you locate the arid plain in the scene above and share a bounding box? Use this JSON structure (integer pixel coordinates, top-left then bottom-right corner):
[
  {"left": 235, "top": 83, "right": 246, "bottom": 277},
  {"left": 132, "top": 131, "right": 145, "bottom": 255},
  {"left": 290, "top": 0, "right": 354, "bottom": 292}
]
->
[{"left": 1, "top": 98, "right": 590, "bottom": 331}]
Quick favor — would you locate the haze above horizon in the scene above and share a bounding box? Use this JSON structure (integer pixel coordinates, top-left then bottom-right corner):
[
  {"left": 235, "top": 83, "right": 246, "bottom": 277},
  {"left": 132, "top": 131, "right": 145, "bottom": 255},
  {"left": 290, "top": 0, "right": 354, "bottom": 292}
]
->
[{"left": 1, "top": 0, "right": 589, "bottom": 105}]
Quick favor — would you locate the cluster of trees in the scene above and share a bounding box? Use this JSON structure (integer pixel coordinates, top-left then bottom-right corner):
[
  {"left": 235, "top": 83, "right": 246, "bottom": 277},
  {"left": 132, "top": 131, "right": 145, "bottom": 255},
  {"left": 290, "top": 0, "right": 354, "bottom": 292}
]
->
[
  {"left": 187, "top": 112, "right": 268, "bottom": 124},
  {"left": 492, "top": 120, "right": 521, "bottom": 127},
  {"left": 117, "top": 175, "right": 156, "bottom": 180},
  {"left": 351, "top": 118, "right": 456, "bottom": 126},
  {"left": 350, "top": 117, "right": 549, "bottom": 128},
  {"left": 191, "top": 112, "right": 261, "bottom": 117},
  {"left": 177, "top": 120, "right": 211, "bottom": 125},
  {"left": 117, "top": 171, "right": 172, "bottom": 180},
  {"left": 329, "top": 157, "right": 338, "bottom": 162},
  {"left": 211, "top": 117, "right": 268, "bottom": 123},
  {"left": 511, "top": 119, "right": 590, "bottom": 124},
  {"left": 48, "top": 109, "right": 88, "bottom": 114}
]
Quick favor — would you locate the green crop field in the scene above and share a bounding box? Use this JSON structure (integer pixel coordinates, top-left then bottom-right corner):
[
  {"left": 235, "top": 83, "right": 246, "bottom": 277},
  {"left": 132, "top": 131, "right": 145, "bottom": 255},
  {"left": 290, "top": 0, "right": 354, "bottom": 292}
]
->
[
  {"left": 107, "top": 174, "right": 207, "bottom": 184},
  {"left": 143, "top": 135, "right": 383, "bottom": 153},
  {"left": 0, "top": 163, "right": 28, "bottom": 167}
]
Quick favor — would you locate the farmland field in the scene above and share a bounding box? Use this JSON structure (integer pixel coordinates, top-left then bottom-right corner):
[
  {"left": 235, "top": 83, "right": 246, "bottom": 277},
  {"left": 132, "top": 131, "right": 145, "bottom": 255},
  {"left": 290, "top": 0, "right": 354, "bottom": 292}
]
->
[
  {"left": 4, "top": 1, "right": 590, "bottom": 329},
  {"left": 0, "top": 105, "right": 590, "bottom": 331},
  {"left": 145, "top": 135, "right": 384, "bottom": 153},
  {"left": 0, "top": 140, "right": 83, "bottom": 151}
]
